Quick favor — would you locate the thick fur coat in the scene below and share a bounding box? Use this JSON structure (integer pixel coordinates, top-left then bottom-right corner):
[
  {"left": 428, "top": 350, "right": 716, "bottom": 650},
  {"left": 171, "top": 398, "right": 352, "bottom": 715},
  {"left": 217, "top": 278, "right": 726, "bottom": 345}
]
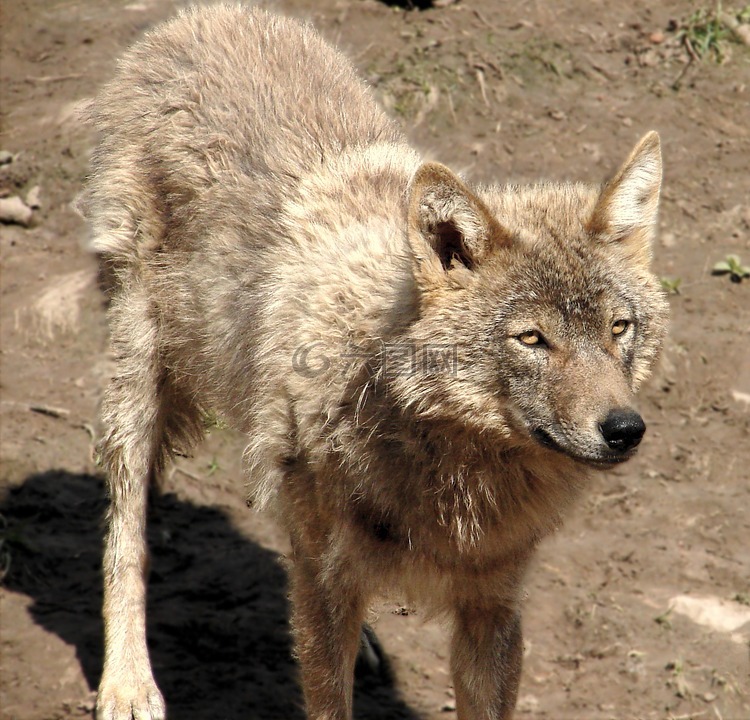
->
[{"left": 80, "top": 5, "right": 668, "bottom": 719}]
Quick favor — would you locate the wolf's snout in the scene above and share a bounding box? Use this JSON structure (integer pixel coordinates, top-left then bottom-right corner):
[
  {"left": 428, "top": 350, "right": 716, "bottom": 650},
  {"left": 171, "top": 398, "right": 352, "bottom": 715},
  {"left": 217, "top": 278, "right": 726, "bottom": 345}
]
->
[{"left": 599, "top": 408, "right": 646, "bottom": 452}]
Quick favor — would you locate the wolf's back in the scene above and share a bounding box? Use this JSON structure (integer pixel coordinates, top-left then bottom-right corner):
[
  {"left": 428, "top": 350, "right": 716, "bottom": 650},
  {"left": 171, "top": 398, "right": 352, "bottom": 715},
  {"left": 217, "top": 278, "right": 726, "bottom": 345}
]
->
[{"left": 79, "top": 4, "right": 401, "bottom": 269}]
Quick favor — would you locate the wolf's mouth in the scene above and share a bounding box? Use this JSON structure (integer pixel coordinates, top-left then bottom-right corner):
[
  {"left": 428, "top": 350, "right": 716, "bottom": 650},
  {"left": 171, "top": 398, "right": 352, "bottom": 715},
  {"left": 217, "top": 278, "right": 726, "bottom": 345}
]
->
[
  {"left": 531, "top": 427, "right": 631, "bottom": 467},
  {"left": 531, "top": 427, "right": 560, "bottom": 451}
]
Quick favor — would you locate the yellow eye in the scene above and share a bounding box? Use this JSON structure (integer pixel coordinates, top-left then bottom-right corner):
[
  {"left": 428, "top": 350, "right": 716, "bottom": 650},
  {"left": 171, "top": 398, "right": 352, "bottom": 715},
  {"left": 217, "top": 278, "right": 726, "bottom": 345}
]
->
[
  {"left": 612, "top": 319, "right": 630, "bottom": 336},
  {"left": 518, "top": 330, "right": 544, "bottom": 346}
]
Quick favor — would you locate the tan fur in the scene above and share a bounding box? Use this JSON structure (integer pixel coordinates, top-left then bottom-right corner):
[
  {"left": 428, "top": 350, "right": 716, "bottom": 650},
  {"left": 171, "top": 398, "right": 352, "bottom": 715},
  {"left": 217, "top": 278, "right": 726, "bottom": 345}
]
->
[{"left": 80, "top": 6, "right": 669, "bottom": 720}]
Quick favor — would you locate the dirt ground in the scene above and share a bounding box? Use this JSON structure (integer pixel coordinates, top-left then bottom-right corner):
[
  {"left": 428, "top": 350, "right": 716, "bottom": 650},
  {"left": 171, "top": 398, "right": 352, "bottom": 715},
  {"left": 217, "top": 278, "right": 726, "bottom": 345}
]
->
[{"left": 1, "top": 0, "right": 749, "bottom": 718}]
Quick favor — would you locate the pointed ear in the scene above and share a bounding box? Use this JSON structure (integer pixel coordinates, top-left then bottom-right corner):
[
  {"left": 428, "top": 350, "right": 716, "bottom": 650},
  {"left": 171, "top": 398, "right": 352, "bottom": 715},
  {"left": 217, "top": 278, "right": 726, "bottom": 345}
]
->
[
  {"left": 407, "top": 162, "right": 509, "bottom": 278},
  {"left": 589, "top": 131, "right": 662, "bottom": 267}
]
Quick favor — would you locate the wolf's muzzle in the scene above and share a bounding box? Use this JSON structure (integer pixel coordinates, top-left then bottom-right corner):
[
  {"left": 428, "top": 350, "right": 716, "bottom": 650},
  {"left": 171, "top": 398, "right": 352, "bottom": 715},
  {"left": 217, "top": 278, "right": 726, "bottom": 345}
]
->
[{"left": 598, "top": 408, "right": 646, "bottom": 453}]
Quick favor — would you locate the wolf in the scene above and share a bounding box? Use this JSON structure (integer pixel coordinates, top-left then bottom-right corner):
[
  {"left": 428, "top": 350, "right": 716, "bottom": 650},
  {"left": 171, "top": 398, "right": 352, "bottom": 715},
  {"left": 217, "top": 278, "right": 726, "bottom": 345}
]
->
[{"left": 80, "top": 4, "right": 668, "bottom": 719}]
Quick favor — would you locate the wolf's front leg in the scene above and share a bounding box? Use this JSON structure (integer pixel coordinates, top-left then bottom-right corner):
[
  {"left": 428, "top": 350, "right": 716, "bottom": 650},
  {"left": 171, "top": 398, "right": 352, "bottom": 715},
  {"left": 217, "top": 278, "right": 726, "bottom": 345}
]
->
[
  {"left": 450, "top": 603, "right": 523, "bottom": 720},
  {"left": 97, "top": 503, "right": 164, "bottom": 720},
  {"left": 96, "top": 461, "right": 164, "bottom": 720},
  {"left": 95, "top": 306, "right": 171, "bottom": 720},
  {"left": 289, "top": 551, "right": 367, "bottom": 720}
]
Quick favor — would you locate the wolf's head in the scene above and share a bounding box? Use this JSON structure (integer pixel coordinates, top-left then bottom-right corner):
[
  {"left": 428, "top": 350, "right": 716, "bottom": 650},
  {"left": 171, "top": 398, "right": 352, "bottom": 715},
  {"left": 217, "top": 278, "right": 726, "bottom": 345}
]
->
[{"left": 395, "top": 132, "right": 669, "bottom": 468}]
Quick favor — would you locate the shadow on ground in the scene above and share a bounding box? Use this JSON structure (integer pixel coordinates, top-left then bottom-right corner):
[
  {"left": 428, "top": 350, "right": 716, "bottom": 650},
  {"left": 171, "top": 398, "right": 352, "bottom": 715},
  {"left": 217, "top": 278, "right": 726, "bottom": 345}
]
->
[{"left": 1, "top": 471, "right": 421, "bottom": 719}]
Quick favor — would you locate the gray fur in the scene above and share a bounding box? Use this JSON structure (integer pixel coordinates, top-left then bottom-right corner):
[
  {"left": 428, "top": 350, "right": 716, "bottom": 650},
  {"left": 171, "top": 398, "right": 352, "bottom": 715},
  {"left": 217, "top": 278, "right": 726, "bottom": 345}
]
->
[{"left": 80, "top": 6, "right": 668, "bottom": 719}]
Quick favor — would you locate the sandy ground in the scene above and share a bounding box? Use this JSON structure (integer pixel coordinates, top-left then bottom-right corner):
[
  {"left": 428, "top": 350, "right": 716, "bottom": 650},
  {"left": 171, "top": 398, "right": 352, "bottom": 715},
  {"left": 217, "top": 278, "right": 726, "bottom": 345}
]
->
[{"left": 1, "top": 1, "right": 749, "bottom": 718}]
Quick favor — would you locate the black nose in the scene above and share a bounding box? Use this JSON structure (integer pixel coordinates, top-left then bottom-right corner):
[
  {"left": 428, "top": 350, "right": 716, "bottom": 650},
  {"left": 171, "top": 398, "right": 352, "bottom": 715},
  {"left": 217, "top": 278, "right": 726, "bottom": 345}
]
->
[{"left": 599, "top": 408, "right": 646, "bottom": 452}]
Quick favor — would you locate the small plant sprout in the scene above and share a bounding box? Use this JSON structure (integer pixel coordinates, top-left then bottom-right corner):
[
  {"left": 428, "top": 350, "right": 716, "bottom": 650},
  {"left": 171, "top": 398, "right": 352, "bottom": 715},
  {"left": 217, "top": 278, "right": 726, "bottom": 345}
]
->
[
  {"left": 655, "top": 605, "right": 674, "bottom": 629},
  {"left": 202, "top": 409, "right": 228, "bottom": 431},
  {"left": 660, "top": 277, "right": 683, "bottom": 295},
  {"left": 712, "top": 254, "right": 750, "bottom": 283}
]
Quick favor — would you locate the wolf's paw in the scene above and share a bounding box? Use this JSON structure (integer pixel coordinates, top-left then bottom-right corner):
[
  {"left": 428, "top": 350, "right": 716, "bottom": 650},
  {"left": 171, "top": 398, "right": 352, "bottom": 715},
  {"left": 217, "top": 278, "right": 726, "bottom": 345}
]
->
[{"left": 96, "top": 676, "right": 165, "bottom": 720}]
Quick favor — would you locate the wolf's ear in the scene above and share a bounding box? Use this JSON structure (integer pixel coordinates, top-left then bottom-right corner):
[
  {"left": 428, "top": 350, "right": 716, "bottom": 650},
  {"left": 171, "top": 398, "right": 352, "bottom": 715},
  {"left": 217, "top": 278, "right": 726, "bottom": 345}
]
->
[
  {"left": 407, "top": 162, "right": 509, "bottom": 280},
  {"left": 589, "top": 131, "right": 662, "bottom": 267}
]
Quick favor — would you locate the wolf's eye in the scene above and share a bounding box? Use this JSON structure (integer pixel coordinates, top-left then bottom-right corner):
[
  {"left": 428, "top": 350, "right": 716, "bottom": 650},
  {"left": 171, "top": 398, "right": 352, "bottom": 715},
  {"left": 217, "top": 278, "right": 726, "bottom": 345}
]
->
[
  {"left": 612, "top": 319, "right": 630, "bottom": 337},
  {"left": 517, "top": 330, "right": 546, "bottom": 347}
]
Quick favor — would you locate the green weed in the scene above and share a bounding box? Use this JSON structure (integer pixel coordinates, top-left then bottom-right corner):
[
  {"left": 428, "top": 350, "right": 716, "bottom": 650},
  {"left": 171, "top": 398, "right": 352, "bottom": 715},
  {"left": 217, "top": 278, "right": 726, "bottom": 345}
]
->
[
  {"left": 655, "top": 606, "right": 674, "bottom": 629},
  {"left": 677, "top": 3, "right": 750, "bottom": 63},
  {"left": 712, "top": 254, "right": 750, "bottom": 282},
  {"left": 679, "top": 3, "right": 731, "bottom": 62},
  {"left": 660, "top": 277, "right": 683, "bottom": 295},
  {"left": 202, "top": 409, "right": 228, "bottom": 431}
]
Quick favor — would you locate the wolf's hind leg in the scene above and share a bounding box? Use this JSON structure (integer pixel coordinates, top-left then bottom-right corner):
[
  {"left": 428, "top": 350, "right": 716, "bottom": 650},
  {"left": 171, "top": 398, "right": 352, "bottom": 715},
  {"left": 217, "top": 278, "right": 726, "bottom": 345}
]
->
[
  {"left": 355, "top": 623, "right": 389, "bottom": 679},
  {"left": 96, "top": 288, "right": 201, "bottom": 720}
]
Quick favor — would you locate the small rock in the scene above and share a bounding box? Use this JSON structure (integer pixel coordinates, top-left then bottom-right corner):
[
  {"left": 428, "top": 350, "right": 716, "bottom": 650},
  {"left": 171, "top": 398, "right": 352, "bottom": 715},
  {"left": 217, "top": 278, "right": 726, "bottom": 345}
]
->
[
  {"left": 701, "top": 692, "right": 717, "bottom": 703},
  {"left": 549, "top": 109, "right": 566, "bottom": 121},
  {"left": 0, "top": 150, "right": 13, "bottom": 165},
  {"left": 649, "top": 31, "right": 665, "bottom": 44},
  {"left": 719, "top": 10, "right": 750, "bottom": 46},
  {"left": 735, "top": 25, "right": 750, "bottom": 46},
  {"left": 0, "top": 195, "right": 33, "bottom": 226},
  {"left": 639, "top": 49, "right": 660, "bottom": 67},
  {"left": 660, "top": 231, "right": 676, "bottom": 248},
  {"left": 671, "top": 594, "right": 750, "bottom": 635},
  {"left": 582, "top": 142, "right": 603, "bottom": 164},
  {"left": 26, "top": 185, "right": 42, "bottom": 209},
  {"left": 440, "top": 701, "right": 456, "bottom": 712},
  {"left": 516, "top": 694, "right": 539, "bottom": 713}
]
